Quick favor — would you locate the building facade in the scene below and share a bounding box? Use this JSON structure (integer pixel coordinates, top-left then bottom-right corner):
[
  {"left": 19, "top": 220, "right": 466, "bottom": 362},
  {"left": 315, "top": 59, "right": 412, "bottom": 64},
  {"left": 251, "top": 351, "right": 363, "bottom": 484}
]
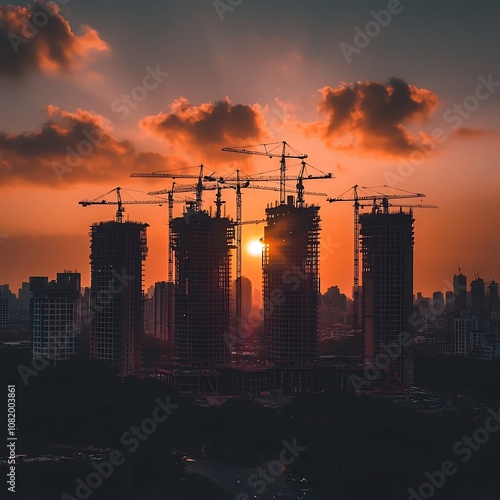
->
[
  {"left": 30, "top": 272, "right": 81, "bottom": 364},
  {"left": 360, "top": 209, "right": 414, "bottom": 386},
  {"left": 171, "top": 209, "right": 234, "bottom": 363},
  {"left": 90, "top": 220, "right": 148, "bottom": 376},
  {"left": 262, "top": 198, "right": 320, "bottom": 365}
]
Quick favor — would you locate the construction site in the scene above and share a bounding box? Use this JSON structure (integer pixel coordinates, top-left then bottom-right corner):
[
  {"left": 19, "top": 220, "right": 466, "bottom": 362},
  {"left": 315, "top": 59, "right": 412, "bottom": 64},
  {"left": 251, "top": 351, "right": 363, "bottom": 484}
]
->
[
  {"left": 360, "top": 205, "right": 415, "bottom": 387},
  {"left": 89, "top": 219, "right": 148, "bottom": 377},
  {"left": 78, "top": 141, "right": 434, "bottom": 396},
  {"left": 263, "top": 197, "right": 320, "bottom": 365},
  {"left": 170, "top": 206, "right": 235, "bottom": 364}
]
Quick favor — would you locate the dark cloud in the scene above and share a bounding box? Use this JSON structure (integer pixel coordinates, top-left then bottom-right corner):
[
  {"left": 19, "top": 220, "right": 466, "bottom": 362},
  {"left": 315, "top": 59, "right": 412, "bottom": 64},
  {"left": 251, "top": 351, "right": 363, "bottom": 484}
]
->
[
  {"left": 0, "top": 1, "right": 108, "bottom": 79},
  {"left": 140, "top": 96, "right": 270, "bottom": 161},
  {"left": 0, "top": 105, "right": 185, "bottom": 186},
  {"left": 301, "top": 78, "right": 439, "bottom": 156}
]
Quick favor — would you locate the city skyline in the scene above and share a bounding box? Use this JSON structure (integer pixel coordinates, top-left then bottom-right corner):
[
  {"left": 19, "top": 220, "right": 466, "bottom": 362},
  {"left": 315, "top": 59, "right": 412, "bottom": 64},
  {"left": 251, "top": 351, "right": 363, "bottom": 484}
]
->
[
  {"left": 0, "top": 0, "right": 499, "bottom": 297},
  {"left": 2, "top": 3, "right": 500, "bottom": 499}
]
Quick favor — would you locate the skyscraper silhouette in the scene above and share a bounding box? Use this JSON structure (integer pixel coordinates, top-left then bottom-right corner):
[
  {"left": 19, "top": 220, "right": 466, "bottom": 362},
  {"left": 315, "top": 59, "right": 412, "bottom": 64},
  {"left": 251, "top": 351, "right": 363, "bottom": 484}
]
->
[
  {"left": 262, "top": 197, "right": 320, "bottom": 365},
  {"left": 453, "top": 271, "right": 467, "bottom": 313},
  {"left": 360, "top": 208, "right": 414, "bottom": 385},
  {"left": 89, "top": 220, "right": 148, "bottom": 376},
  {"left": 171, "top": 208, "right": 234, "bottom": 363}
]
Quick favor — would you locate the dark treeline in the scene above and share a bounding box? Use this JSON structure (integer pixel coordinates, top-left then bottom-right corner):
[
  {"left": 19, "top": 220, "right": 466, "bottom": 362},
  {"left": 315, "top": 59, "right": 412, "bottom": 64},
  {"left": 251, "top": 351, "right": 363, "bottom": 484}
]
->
[{"left": 1, "top": 350, "right": 500, "bottom": 499}]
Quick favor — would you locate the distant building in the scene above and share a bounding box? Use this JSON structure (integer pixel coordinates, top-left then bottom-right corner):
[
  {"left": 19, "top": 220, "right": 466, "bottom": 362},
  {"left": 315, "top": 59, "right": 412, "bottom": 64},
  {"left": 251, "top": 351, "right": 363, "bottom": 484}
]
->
[
  {"left": 0, "top": 284, "right": 17, "bottom": 317},
  {"left": 470, "top": 277, "right": 486, "bottom": 314},
  {"left": 488, "top": 280, "right": 498, "bottom": 312},
  {"left": 0, "top": 296, "right": 8, "bottom": 327},
  {"left": 89, "top": 220, "right": 148, "bottom": 376},
  {"left": 143, "top": 288, "right": 155, "bottom": 336},
  {"left": 432, "top": 291, "right": 445, "bottom": 313},
  {"left": 453, "top": 272, "right": 467, "bottom": 313},
  {"left": 18, "top": 282, "right": 31, "bottom": 313},
  {"left": 360, "top": 208, "right": 414, "bottom": 385},
  {"left": 30, "top": 272, "right": 81, "bottom": 364},
  {"left": 320, "top": 286, "right": 348, "bottom": 325},
  {"left": 234, "top": 276, "right": 252, "bottom": 321},
  {"left": 153, "top": 281, "right": 174, "bottom": 341},
  {"left": 262, "top": 197, "right": 320, "bottom": 365},
  {"left": 445, "top": 291, "right": 454, "bottom": 313},
  {"left": 455, "top": 312, "right": 486, "bottom": 356}
]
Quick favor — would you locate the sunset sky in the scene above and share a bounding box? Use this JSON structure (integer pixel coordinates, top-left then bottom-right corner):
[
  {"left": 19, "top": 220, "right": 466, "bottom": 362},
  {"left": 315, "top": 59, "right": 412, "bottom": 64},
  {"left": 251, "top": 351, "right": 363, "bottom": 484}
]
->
[{"left": 0, "top": 0, "right": 499, "bottom": 298}]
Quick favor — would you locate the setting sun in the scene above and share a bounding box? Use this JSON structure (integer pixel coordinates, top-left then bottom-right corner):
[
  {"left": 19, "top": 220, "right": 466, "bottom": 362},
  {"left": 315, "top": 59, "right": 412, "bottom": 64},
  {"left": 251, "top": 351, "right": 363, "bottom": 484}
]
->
[{"left": 247, "top": 239, "right": 263, "bottom": 257}]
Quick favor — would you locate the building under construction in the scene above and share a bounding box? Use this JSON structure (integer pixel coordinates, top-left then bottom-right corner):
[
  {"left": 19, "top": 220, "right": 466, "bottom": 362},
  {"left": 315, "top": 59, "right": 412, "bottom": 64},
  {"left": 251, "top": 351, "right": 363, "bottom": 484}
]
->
[
  {"left": 360, "top": 208, "right": 414, "bottom": 386},
  {"left": 89, "top": 220, "right": 148, "bottom": 377},
  {"left": 171, "top": 208, "right": 235, "bottom": 363},
  {"left": 262, "top": 196, "right": 320, "bottom": 365}
]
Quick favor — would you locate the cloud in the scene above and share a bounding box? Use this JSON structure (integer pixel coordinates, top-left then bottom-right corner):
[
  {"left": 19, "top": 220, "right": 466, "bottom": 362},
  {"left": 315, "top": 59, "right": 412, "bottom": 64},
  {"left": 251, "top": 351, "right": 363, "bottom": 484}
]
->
[
  {"left": 0, "top": 1, "right": 109, "bottom": 79},
  {"left": 0, "top": 105, "right": 185, "bottom": 186},
  {"left": 140, "top": 96, "right": 270, "bottom": 162},
  {"left": 300, "top": 78, "right": 439, "bottom": 156}
]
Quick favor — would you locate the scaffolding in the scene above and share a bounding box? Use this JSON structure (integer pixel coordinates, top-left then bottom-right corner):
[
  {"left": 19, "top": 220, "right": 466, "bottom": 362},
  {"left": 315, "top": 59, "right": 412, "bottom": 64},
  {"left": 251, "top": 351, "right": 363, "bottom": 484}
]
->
[
  {"left": 171, "top": 208, "right": 235, "bottom": 363},
  {"left": 262, "top": 196, "right": 320, "bottom": 366},
  {"left": 360, "top": 210, "right": 414, "bottom": 386},
  {"left": 89, "top": 220, "right": 148, "bottom": 376}
]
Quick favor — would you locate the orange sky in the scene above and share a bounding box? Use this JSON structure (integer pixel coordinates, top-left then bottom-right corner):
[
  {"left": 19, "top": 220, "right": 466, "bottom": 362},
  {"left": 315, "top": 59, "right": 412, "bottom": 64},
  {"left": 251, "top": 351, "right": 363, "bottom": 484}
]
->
[{"left": 0, "top": 1, "right": 499, "bottom": 298}]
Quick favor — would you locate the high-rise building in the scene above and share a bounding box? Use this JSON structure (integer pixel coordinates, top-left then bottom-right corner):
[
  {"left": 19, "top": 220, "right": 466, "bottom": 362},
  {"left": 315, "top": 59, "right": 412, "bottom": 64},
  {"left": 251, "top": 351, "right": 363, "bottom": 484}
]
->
[
  {"left": 89, "top": 220, "right": 148, "bottom": 376},
  {"left": 360, "top": 209, "right": 414, "bottom": 385},
  {"left": 453, "top": 272, "right": 467, "bottom": 313},
  {"left": 30, "top": 272, "right": 81, "bottom": 364},
  {"left": 432, "top": 291, "right": 445, "bottom": 314},
  {"left": 143, "top": 286, "right": 155, "bottom": 336},
  {"left": 18, "top": 282, "right": 31, "bottom": 313},
  {"left": 320, "top": 286, "right": 348, "bottom": 325},
  {"left": 0, "top": 284, "right": 17, "bottom": 315},
  {"left": 470, "top": 277, "right": 486, "bottom": 314},
  {"left": 489, "top": 280, "right": 499, "bottom": 312},
  {"left": 455, "top": 312, "right": 486, "bottom": 356},
  {"left": 234, "top": 276, "right": 252, "bottom": 322},
  {"left": 0, "top": 296, "right": 8, "bottom": 327},
  {"left": 153, "top": 281, "right": 174, "bottom": 341},
  {"left": 171, "top": 209, "right": 234, "bottom": 363},
  {"left": 262, "top": 197, "right": 320, "bottom": 365}
]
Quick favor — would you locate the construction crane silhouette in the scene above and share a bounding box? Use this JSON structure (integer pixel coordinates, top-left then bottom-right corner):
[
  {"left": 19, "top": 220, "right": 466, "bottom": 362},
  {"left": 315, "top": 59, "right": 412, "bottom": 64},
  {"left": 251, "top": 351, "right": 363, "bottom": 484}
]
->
[
  {"left": 78, "top": 186, "right": 178, "bottom": 223},
  {"left": 130, "top": 165, "right": 217, "bottom": 211},
  {"left": 327, "top": 185, "right": 430, "bottom": 329},
  {"left": 210, "top": 168, "right": 328, "bottom": 348},
  {"left": 219, "top": 145, "right": 332, "bottom": 353},
  {"left": 221, "top": 141, "right": 333, "bottom": 204}
]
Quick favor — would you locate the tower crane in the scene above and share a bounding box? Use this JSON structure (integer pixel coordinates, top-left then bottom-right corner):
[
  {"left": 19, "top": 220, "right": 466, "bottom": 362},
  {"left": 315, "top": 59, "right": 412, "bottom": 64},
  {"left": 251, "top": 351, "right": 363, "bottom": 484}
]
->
[
  {"left": 130, "top": 165, "right": 217, "bottom": 211},
  {"left": 326, "top": 185, "right": 428, "bottom": 329},
  {"left": 146, "top": 181, "right": 229, "bottom": 281},
  {"left": 221, "top": 141, "right": 332, "bottom": 204},
  {"left": 213, "top": 169, "right": 328, "bottom": 348},
  {"left": 78, "top": 186, "right": 179, "bottom": 223}
]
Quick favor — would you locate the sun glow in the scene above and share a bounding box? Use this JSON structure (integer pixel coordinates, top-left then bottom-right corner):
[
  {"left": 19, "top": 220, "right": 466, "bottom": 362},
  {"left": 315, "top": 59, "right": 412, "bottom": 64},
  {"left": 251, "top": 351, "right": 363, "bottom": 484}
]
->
[{"left": 247, "top": 239, "right": 263, "bottom": 257}]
